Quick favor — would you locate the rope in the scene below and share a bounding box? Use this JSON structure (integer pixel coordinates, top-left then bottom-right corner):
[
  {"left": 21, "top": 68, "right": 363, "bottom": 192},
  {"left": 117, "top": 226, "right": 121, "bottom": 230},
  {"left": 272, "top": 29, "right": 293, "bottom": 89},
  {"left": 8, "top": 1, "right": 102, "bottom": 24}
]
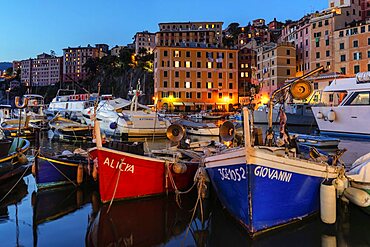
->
[
  {"left": 0, "top": 164, "right": 30, "bottom": 203},
  {"left": 44, "top": 158, "right": 78, "bottom": 187},
  {"left": 107, "top": 159, "right": 124, "bottom": 213}
]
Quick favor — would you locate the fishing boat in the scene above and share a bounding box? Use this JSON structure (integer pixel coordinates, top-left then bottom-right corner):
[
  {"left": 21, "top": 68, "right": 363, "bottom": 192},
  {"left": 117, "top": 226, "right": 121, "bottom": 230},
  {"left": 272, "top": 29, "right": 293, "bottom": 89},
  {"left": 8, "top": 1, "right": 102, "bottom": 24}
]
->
[
  {"left": 86, "top": 195, "right": 192, "bottom": 247},
  {"left": 82, "top": 83, "right": 170, "bottom": 138},
  {"left": 49, "top": 115, "right": 93, "bottom": 142},
  {"left": 312, "top": 72, "right": 370, "bottom": 138},
  {"left": 175, "top": 119, "right": 220, "bottom": 136},
  {"left": 1, "top": 116, "right": 38, "bottom": 139},
  {"left": 202, "top": 111, "right": 224, "bottom": 120},
  {"left": 0, "top": 137, "right": 31, "bottom": 182},
  {"left": 204, "top": 67, "right": 342, "bottom": 236},
  {"left": 88, "top": 120, "right": 199, "bottom": 203},
  {"left": 34, "top": 149, "right": 93, "bottom": 189}
]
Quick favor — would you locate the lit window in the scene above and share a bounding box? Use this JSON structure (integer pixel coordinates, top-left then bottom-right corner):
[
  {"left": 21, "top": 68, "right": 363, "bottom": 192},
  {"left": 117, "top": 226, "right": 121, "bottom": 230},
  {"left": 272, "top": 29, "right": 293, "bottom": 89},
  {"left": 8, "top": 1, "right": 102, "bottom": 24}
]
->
[
  {"left": 245, "top": 72, "right": 249, "bottom": 77},
  {"left": 175, "top": 61, "right": 180, "bottom": 67},
  {"left": 206, "top": 24, "right": 209, "bottom": 28},
  {"left": 241, "top": 64, "right": 244, "bottom": 68},
  {"left": 174, "top": 51, "right": 180, "bottom": 57},
  {"left": 207, "top": 62, "right": 212, "bottom": 68},
  {"left": 207, "top": 82, "right": 212, "bottom": 89},
  {"left": 241, "top": 72, "right": 245, "bottom": 77},
  {"left": 245, "top": 64, "right": 249, "bottom": 68},
  {"left": 185, "top": 82, "right": 191, "bottom": 88},
  {"left": 186, "top": 61, "right": 191, "bottom": 68}
]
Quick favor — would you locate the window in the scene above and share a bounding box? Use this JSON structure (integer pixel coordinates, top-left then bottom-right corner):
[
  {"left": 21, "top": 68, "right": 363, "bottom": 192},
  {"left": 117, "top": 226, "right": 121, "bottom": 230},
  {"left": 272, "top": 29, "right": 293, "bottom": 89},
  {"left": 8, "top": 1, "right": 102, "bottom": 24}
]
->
[
  {"left": 241, "top": 72, "right": 245, "bottom": 77},
  {"left": 207, "top": 62, "right": 212, "bottom": 68},
  {"left": 197, "top": 52, "right": 201, "bottom": 58},
  {"left": 361, "top": 26, "right": 366, "bottom": 33},
  {"left": 219, "top": 93, "right": 222, "bottom": 99},
  {"left": 185, "top": 81, "right": 191, "bottom": 88},
  {"left": 207, "top": 92, "right": 212, "bottom": 99},
  {"left": 316, "top": 41, "right": 320, "bottom": 48},
  {"left": 340, "top": 43, "right": 344, "bottom": 50},
  {"left": 164, "top": 51, "right": 168, "bottom": 57},
  {"left": 208, "top": 72, "right": 212, "bottom": 78},
  {"left": 325, "top": 20, "right": 329, "bottom": 26},
  {"left": 340, "top": 67, "right": 346, "bottom": 74},
  {"left": 345, "top": 92, "right": 370, "bottom": 105},
  {"left": 163, "top": 81, "right": 168, "bottom": 87},
  {"left": 340, "top": 55, "right": 346, "bottom": 62},
  {"left": 218, "top": 82, "right": 222, "bottom": 88},
  {"left": 314, "top": 82, "right": 318, "bottom": 90},
  {"left": 229, "top": 83, "right": 233, "bottom": 89},
  {"left": 174, "top": 50, "right": 180, "bottom": 57},
  {"left": 164, "top": 71, "right": 168, "bottom": 77},
  {"left": 186, "top": 71, "right": 190, "bottom": 77},
  {"left": 197, "top": 62, "right": 201, "bottom": 68},
  {"left": 272, "top": 69, "right": 274, "bottom": 76},
  {"left": 353, "top": 40, "right": 359, "bottom": 47},
  {"left": 229, "top": 53, "right": 233, "bottom": 59},
  {"left": 196, "top": 92, "right": 201, "bottom": 99},
  {"left": 197, "top": 82, "right": 201, "bottom": 88},
  {"left": 286, "top": 50, "right": 290, "bottom": 55},
  {"left": 287, "top": 59, "right": 290, "bottom": 64},
  {"left": 368, "top": 38, "right": 370, "bottom": 45},
  {"left": 185, "top": 61, "right": 191, "bottom": 68},
  {"left": 175, "top": 81, "right": 179, "bottom": 88},
  {"left": 326, "top": 39, "right": 329, "bottom": 46},
  {"left": 329, "top": 94, "right": 334, "bottom": 102},
  {"left": 219, "top": 73, "right": 222, "bottom": 79},
  {"left": 186, "top": 92, "right": 192, "bottom": 99},
  {"left": 162, "top": 92, "right": 169, "bottom": 98},
  {"left": 353, "top": 52, "right": 362, "bottom": 60},
  {"left": 186, "top": 51, "right": 190, "bottom": 57},
  {"left": 354, "top": 65, "right": 360, "bottom": 73},
  {"left": 318, "top": 21, "right": 322, "bottom": 27},
  {"left": 229, "top": 63, "right": 233, "bottom": 69},
  {"left": 316, "top": 52, "right": 320, "bottom": 59},
  {"left": 241, "top": 64, "right": 244, "bottom": 68},
  {"left": 339, "top": 31, "right": 344, "bottom": 37},
  {"left": 229, "top": 73, "right": 233, "bottom": 79},
  {"left": 287, "top": 69, "right": 290, "bottom": 75},
  {"left": 207, "top": 82, "right": 213, "bottom": 89},
  {"left": 326, "top": 50, "right": 330, "bottom": 57},
  {"left": 174, "top": 61, "right": 180, "bottom": 67},
  {"left": 197, "top": 72, "right": 201, "bottom": 78},
  {"left": 368, "top": 64, "right": 370, "bottom": 71},
  {"left": 174, "top": 92, "right": 181, "bottom": 98}
]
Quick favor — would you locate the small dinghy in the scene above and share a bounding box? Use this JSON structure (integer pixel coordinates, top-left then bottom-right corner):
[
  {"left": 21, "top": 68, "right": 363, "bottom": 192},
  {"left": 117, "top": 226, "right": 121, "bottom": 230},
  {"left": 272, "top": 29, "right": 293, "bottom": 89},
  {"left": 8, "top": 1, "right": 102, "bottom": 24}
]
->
[{"left": 49, "top": 115, "right": 93, "bottom": 142}]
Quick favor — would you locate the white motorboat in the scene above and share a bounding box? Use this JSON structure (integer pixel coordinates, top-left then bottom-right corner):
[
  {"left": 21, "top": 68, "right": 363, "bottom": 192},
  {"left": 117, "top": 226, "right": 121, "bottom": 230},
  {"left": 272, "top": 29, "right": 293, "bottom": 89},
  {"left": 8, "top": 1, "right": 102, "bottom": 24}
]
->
[
  {"left": 82, "top": 85, "right": 170, "bottom": 138},
  {"left": 312, "top": 72, "right": 370, "bottom": 137},
  {"left": 175, "top": 119, "right": 220, "bottom": 136}
]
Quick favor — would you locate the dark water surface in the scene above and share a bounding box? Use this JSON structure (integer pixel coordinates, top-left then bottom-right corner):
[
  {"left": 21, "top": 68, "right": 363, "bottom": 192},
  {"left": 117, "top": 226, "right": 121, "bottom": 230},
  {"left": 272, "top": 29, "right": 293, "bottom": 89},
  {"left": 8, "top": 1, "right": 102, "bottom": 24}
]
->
[{"left": 2, "top": 128, "right": 370, "bottom": 246}]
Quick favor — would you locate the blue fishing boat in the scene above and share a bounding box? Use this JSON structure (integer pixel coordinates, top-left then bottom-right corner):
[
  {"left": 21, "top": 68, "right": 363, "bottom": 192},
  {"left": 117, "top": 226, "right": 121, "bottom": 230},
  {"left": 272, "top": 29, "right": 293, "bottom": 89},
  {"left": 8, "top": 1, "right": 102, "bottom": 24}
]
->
[
  {"left": 34, "top": 150, "right": 92, "bottom": 189},
  {"left": 204, "top": 108, "right": 340, "bottom": 236}
]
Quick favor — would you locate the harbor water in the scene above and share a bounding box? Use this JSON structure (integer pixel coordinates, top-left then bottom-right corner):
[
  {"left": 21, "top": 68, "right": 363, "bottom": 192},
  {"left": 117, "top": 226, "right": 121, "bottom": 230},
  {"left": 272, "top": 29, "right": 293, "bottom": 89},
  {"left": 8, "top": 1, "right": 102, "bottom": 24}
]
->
[{"left": 1, "top": 126, "right": 370, "bottom": 246}]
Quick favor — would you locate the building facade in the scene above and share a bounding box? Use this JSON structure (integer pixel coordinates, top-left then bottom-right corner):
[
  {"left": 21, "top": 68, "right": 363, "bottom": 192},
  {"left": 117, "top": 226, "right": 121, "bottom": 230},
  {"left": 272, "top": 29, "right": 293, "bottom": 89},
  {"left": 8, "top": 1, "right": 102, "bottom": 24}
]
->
[
  {"left": 334, "top": 22, "right": 370, "bottom": 75},
  {"left": 154, "top": 46, "right": 238, "bottom": 112},
  {"left": 63, "top": 44, "right": 108, "bottom": 83},
  {"left": 238, "top": 46, "right": 257, "bottom": 104},
  {"left": 156, "top": 22, "right": 223, "bottom": 48},
  {"left": 256, "top": 43, "right": 296, "bottom": 98},
  {"left": 20, "top": 53, "right": 62, "bottom": 87},
  {"left": 134, "top": 31, "right": 156, "bottom": 54}
]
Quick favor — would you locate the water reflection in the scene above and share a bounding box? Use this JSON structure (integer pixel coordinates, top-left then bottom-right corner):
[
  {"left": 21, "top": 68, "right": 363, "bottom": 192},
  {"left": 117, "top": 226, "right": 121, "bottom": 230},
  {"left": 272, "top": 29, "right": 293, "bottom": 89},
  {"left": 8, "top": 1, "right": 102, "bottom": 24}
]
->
[
  {"left": 86, "top": 194, "right": 196, "bottom": 247},
  {"left": 0, "top": 178, "right": 28, "bottom": 221}
]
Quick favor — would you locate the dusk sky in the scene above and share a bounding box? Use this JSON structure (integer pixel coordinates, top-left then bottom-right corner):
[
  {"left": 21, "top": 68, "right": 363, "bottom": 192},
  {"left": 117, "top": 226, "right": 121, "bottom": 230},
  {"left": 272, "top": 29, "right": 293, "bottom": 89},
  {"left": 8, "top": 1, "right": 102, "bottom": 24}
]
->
[{"left": 1, "top": 0, "right": 327, "bottom": 62}]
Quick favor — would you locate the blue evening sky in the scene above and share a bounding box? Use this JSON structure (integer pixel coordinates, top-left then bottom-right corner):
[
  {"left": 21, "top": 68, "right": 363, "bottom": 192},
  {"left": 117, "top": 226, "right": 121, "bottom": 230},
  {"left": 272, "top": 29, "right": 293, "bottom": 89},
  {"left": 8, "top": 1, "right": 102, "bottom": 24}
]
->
[{"left": 0, "top": 0, "right": 327, "bottom": 62}]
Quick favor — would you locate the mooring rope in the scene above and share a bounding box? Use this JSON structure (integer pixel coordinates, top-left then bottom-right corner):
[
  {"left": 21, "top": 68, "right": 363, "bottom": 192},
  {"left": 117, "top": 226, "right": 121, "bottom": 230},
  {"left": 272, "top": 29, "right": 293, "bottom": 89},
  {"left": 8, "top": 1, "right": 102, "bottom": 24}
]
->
[
  {"left": 107, "top": 159, "right": 124, "bottom": 213},
  {"left": 0, "top": 164, "right": 30, "bottom": 203},
  {"left": 44, "top": 158, "right": 78, "bottom": 187}
]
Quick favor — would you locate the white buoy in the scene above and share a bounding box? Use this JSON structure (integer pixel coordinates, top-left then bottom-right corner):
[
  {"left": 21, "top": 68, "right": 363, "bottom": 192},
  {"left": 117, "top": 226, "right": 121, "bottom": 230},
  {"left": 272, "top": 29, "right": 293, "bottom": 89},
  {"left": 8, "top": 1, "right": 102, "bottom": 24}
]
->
[
  {"left": 317, "top": 111, "right": 324, "bottom": 119},
  {"left": 327, "top": 110, "right": 336, "bottom": 122},
  {"left": 332, "top": 177, "right": 348, "bottom": 197},
  {"left": 320, "top": 182, "right": 336, "bottom": 224},
  {"left": 321, "top": 234, "right": 337, "bottom": 247},
  {"left": 343, "top": 187, "right": 370, "bottom": 207}
]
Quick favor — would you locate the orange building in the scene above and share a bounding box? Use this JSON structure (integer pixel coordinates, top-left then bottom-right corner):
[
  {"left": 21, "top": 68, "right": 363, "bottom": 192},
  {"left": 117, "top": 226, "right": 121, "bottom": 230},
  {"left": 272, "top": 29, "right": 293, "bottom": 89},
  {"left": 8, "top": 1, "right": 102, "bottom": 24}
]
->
[{"left": 154, "top": 46, "right": 239, "bottom": 112}]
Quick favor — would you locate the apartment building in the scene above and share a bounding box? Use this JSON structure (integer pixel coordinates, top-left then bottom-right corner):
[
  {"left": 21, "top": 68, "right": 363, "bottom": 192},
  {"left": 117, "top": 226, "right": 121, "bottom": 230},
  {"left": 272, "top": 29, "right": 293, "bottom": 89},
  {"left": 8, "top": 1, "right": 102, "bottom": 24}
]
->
[
  {"left": 154, "top": 46, "right": 238, "bottom": 112},
  {"left": 20, "top": 53, "right": 62, "bottom": 87},
  {"left": 256, "top": 43, "right": 296, "bottom": 97},
  {"left": 134, "top": 31, "right": 156, "bottom": 54},
  {"left": 156, "top": 22, "right": 223, "bottom": 48},
  {"left": 334, "top": 22, "right": 370, "bottom": 74},
  {"left": 63, "top": 44, "right": 108, "bottom": 83},
  {"left": 238, "top": 46, "right": 257, "bottom": 104}
]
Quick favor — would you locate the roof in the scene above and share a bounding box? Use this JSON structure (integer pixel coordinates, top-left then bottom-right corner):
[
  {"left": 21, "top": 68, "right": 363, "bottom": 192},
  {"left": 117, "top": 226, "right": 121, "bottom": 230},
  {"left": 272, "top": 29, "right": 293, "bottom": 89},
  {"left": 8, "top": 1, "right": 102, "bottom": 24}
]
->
[{"left": 323, "top": 77, "right": 370, "bottom": 92}]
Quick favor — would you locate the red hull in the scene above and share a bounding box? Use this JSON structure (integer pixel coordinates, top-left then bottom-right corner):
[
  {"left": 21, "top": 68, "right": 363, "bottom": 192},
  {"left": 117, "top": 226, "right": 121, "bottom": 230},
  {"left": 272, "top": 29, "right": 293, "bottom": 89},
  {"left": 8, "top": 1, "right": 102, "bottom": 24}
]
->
[{"left": 89, "top": 147, "right": 197, "bottom": 202}]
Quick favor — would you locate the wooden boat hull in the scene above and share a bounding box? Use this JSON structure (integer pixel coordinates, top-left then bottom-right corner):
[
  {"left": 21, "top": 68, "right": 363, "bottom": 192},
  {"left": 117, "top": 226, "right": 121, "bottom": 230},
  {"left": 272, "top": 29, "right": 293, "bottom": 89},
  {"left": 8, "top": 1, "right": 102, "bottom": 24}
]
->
[
  {"left": 35, "top": 155, "right": 92, "bottom": 189},
  {"left": 205, "top": 147, "right": 339, "bottom": 236},
  {"left": 89, "top": 147, "right": 198, "bottom": 203}
]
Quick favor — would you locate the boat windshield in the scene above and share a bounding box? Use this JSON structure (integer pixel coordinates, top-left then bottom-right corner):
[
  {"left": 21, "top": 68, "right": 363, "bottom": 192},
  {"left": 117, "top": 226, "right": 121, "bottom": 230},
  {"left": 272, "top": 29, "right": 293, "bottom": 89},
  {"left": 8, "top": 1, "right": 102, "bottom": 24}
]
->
[{"left": 342, "top": 91, "right": 370, "bottom": 106}]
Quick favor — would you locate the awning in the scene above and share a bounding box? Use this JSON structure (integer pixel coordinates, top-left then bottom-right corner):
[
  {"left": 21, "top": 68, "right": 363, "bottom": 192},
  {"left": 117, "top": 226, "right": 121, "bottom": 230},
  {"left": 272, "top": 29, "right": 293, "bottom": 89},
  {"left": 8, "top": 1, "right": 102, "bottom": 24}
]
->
[
  {"left": 172, "top": 102, "right": 183, "bottom": 106},
  {"left": 195, "top": 103, "right": 205, "bottom": 105},
  {"left": 183, "top": 102, "right": 194, "bottom": 106}
]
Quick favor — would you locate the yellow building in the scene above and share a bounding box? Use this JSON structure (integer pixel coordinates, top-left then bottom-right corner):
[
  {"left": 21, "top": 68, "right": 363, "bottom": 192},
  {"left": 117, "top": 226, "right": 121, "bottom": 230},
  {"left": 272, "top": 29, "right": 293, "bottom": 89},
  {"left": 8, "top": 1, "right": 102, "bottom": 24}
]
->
[{"left": 154, "top": 46, "right": 239, "bottom": 112}]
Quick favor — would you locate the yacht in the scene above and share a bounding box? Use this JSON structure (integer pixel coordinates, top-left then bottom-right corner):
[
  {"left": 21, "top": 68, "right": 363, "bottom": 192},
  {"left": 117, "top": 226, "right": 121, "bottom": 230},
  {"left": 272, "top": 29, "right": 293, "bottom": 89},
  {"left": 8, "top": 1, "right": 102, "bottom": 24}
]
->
[
  {"left": 312, "top": 72, "right": 370, "bottom": 137},
  {"left": 82, "top": 87, "right": 170, "bottom": 138}
]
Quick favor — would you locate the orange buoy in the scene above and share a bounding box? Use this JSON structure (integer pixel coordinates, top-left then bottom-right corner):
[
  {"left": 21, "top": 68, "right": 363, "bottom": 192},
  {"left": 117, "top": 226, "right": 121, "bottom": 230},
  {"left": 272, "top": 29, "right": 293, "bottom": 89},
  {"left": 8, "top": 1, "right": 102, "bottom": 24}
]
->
[
  {"left": 92, "top": 160, "right": 98, "bottom": 181},
  {"left": 77, "top": 164, "right": 84, "bottom": 185},
  {"left": 32, "top": 162, "right": 36, "bottom": 177}
]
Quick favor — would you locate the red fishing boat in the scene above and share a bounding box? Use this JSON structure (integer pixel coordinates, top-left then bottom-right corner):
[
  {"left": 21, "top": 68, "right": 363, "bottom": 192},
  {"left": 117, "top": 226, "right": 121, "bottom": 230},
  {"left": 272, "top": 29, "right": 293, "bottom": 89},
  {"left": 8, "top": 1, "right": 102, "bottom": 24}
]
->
[{"left": 88, "top": 122, "right": 198, "bottom": 203}]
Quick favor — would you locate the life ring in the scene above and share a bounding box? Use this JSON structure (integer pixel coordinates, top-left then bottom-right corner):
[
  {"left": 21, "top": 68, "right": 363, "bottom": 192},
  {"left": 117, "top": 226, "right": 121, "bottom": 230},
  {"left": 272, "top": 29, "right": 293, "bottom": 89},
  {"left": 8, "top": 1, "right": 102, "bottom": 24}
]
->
[{"left": 15, "top": 97, "right": 28, "bottom": 109}]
